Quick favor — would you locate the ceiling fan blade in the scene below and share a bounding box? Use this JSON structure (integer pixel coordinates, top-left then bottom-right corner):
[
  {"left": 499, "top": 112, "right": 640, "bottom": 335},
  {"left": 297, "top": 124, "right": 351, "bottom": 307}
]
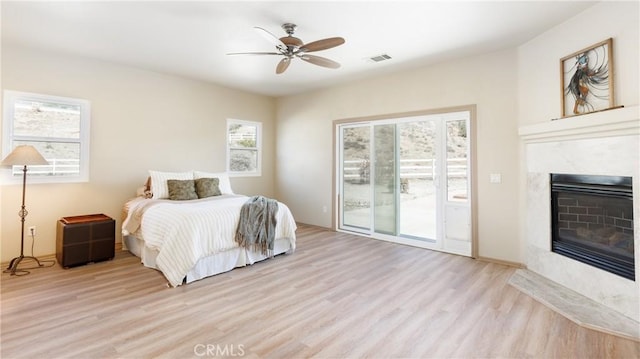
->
[
  {"left": 227, "top": 52, "right": 281, "bottom": 56},
  {"left": 298, "top": 54, "right": 341, "bottom": 69},
  {"left": 254, "top": 27, "right": 287, "bottom": 51},
  {"left": 276, "top": 57, "right": 291, "bottom": 74},
  {"left": 300, "top": 37, "right": 345, "bottom": 53}
]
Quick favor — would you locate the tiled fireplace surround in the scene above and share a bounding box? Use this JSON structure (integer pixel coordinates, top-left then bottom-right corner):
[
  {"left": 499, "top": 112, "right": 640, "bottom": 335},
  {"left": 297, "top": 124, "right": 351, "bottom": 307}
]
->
[{"left": 518, "top": 106, "right": 639, "bottom": 330}]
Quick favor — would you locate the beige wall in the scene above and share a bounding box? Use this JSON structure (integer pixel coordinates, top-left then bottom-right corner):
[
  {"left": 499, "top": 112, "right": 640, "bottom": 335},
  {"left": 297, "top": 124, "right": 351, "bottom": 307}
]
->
[
  {"left": 276, "top": 48, "right": 522, "bottom": 263},
  {"left": 1, "top": 45, "right": 276, "bottom": 262},
  {"left": 275, "top": 1, "right": 638, "bottom": 265},
  {"left": 517, "top": 1, "right": 639, "bottom": 126}
]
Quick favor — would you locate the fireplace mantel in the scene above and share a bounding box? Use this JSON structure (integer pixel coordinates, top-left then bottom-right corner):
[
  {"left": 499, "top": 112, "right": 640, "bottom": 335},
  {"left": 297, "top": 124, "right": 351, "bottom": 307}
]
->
[
  {"left": 519, "top": 105, "right": 639, "bottom": 143},
  {"left": 517, "top": 103, "right": 639, "bottom": 334}
]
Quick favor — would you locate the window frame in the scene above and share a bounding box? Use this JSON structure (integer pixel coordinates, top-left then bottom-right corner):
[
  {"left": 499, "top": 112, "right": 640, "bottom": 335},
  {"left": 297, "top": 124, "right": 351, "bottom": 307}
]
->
[
  {"left": 226, "top": 118, "right": 262, "bottom": 177},
  {"left": 1, "top": 90, "right": 91, "bottom": 184}
]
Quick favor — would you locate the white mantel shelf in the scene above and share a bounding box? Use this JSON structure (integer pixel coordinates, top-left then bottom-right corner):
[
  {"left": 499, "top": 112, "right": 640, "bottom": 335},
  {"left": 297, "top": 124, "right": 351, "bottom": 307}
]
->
[{"left": 519, "top": 105, "right": 639, "bottom": 143}]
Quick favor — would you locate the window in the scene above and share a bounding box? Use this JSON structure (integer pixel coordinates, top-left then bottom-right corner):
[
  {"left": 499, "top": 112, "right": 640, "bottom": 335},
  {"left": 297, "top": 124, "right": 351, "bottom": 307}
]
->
[
  {"left": 2, "top": 90, "right": 90, "bottom": 183},
  {"left": 226, "top": 119, "right": 261, "bottom": 176}
]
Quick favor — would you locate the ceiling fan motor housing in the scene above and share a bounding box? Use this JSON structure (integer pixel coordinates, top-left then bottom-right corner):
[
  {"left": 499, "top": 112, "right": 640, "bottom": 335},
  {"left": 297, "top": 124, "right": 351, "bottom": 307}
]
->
[{"left": 280, "top": 23, "right": 303, "bottom": 49}]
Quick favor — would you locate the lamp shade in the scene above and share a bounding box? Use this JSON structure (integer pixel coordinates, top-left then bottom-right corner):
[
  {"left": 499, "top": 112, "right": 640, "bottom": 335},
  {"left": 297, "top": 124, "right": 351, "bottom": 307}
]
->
[{"left": 1, "top": 145, "right": 49, "bottom": 166}]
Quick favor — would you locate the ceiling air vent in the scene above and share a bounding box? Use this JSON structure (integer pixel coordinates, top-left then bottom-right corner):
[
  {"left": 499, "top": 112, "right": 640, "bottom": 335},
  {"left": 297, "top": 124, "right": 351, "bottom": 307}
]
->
[{"left": 368, "top": 54, "right": 392, "bottom": 63}]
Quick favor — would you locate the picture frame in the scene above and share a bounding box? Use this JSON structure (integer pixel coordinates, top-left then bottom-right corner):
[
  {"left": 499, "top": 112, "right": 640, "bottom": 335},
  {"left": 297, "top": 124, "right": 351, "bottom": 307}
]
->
[{"left": 560, "top": 38, "right": 614, "bottom": 118}]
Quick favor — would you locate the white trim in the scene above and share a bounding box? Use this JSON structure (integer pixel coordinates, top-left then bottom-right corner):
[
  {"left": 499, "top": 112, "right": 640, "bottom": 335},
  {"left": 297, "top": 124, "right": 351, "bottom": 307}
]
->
[{"left": 518, "top": 105, "right": 639, "bottom": 143}]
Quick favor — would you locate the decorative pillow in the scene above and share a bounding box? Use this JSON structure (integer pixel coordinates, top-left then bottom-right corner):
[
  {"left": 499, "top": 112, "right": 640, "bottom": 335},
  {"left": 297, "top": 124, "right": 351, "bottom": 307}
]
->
[
  {"left": 195, "top": 178, "right": 222, "bottom": 198},
  {"left": 149, "top": 170, "right": 193, "bottom": 199},
  {"left": 193, "top": 171, "right": 233, "bottom": 194},
  {"left": 167, "top": 179, "right": 198, "bottom": 200}
]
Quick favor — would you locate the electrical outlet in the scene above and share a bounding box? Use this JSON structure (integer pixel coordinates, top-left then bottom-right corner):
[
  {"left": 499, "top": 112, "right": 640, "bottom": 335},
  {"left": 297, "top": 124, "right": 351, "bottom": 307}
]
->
[
  {"left": 322, "top": 205, "right": 327, "bottom": 213},
  {"left": 29, "top": 226, "right": 36, "bottom": 236}
]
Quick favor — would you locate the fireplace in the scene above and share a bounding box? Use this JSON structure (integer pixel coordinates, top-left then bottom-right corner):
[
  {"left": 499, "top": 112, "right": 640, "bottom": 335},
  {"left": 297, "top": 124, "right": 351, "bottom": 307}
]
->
[
  {"left": 551, "top": 174, "right": 634, "bottom": 281},
  {"left": 520, "top": 106, "right": 639, "bottom": 324}
]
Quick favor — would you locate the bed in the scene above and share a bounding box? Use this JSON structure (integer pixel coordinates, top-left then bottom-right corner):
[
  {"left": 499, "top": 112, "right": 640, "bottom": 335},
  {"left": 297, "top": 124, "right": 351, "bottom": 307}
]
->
[{"left": 121, "top": 170, "right": 297, "bottom": 287}]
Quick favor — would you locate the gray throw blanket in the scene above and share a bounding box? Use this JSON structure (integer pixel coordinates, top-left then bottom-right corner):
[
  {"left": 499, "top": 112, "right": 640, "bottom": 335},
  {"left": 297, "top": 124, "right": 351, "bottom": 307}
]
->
[{"left": 234, "top": 195, "right": 279, "bottom": 256}]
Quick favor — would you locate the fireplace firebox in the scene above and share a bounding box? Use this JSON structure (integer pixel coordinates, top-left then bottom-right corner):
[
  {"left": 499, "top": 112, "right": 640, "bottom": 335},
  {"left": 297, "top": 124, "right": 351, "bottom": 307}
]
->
[{"left": 551, "top": 174, "right": 634, "bottom": 281}]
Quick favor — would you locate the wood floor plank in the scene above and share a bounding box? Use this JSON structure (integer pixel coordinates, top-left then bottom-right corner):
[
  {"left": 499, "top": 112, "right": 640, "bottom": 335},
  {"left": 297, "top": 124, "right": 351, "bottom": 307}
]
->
[{"left": 1, "top": 224, "right": 639, "bottom": 358}]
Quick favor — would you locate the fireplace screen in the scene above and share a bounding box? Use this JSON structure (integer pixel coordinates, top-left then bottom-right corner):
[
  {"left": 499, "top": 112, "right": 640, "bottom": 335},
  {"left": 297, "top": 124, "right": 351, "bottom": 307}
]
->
[{"left": 551, "top": 174, "right": 634, "bottom": 281}]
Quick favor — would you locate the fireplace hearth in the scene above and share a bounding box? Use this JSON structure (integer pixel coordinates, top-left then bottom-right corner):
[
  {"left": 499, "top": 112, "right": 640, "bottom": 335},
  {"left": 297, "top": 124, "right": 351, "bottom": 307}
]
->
[{"left": 551, "top": 174, "right": 634, "bottom": 281}]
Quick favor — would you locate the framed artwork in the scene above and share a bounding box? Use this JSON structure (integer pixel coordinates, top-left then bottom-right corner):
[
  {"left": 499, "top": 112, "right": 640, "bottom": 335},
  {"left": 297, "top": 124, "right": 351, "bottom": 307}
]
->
[{"left": 560, "top": 38, "right": 614, "bottom": 118}]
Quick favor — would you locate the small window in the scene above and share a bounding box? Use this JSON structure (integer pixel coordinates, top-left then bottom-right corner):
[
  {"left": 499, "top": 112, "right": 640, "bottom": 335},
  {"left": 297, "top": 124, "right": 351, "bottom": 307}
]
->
[
  {"left": 226, "top": 119, "right": 261, "bottom": 177},
  {"left": 2, "top": 90, "right": 91, "bottom": 183}
]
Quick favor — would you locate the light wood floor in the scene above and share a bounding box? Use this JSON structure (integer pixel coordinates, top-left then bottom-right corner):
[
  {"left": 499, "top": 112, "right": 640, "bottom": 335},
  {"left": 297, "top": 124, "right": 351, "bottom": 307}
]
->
[{"left": 1, "top": 224, "right": 639, "bottom": 358}]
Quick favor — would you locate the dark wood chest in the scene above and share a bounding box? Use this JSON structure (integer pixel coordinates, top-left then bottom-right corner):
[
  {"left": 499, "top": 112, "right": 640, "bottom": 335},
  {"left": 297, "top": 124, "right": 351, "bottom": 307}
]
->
[{"left": 56, "top": 214, "right": 115, "bottom": 268}]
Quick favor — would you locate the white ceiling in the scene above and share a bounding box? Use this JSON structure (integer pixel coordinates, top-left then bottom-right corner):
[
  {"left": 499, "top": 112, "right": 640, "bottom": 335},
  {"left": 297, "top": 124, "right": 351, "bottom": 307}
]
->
[{"left": 2, "top": 1, "right": 597, "bottom": 97}]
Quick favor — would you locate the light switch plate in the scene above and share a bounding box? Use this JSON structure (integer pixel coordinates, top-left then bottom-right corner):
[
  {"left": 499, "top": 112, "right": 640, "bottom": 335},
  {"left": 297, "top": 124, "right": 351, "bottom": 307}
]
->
[{"left": 490, "top": 173, "right": 502, "bottom": 184}]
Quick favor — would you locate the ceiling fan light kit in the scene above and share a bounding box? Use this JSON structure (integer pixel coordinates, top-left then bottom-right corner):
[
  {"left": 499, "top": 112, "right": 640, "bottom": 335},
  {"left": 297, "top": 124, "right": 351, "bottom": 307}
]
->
[{"left": 228, "top": 23, "right": 345, "bottom": 74}]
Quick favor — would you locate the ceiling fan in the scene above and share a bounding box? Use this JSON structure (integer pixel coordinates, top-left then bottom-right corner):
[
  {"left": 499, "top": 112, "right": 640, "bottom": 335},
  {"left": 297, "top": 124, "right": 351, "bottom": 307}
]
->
[{"left": 228, "top": 23, "right": 345, "bottom": 74}]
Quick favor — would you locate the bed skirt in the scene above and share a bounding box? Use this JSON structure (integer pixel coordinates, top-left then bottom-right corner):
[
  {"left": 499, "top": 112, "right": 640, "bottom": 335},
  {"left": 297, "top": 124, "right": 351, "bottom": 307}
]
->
[{"left": 123, "top": 234, "right": 293, "bottom": 284}]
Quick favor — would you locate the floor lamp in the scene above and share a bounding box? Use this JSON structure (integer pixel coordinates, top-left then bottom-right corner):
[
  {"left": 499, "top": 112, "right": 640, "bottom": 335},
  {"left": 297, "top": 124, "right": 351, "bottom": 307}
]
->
[{"left": 1, "top": 145, "right": 50, "bottom": 276}]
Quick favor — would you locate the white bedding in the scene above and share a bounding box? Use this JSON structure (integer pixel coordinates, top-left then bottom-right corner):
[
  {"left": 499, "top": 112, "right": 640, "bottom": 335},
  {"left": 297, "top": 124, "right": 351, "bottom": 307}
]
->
[{"left": 122, "top": 194, "right": 297, "bottom": 286}]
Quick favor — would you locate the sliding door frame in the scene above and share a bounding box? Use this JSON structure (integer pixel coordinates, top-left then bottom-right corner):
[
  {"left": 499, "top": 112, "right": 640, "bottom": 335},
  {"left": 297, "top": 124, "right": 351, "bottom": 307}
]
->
[{"left": 332, "top": 105, "right": 478, "bottom": 258}]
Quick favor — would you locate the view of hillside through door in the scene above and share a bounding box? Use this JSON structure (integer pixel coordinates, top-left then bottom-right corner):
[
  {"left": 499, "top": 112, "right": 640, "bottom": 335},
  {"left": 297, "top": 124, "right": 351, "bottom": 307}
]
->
[{"left": 337, "top": 109, "right": 473, "bottom": 256}]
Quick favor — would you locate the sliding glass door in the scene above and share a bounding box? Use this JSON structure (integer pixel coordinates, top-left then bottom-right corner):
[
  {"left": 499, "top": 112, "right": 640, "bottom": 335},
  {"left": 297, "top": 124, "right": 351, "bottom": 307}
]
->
[
  {"left": 398, "top": 120, "right": 438, "bottom": 240},
  {"left": 340, "top": 125, "right": 372, "bottom": 230},
  {"left": 373, "top": 124, "right": 396, "bottom": 235},
  {"left": 337, "top": 110, "right": 472, "bottom": 256}
]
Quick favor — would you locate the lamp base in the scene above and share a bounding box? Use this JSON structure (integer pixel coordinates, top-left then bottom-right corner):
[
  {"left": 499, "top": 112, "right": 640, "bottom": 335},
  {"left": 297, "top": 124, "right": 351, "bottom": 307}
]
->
[{"left": 4, "top": 255, "right": 46, "bottom": 276}]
